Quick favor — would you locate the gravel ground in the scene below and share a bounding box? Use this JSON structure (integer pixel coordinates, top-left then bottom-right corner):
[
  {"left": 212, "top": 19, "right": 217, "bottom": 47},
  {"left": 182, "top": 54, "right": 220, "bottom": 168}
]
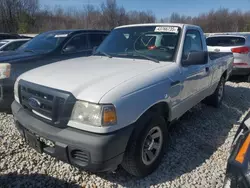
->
[{"left": 0, "top": 80, "right": 250, "bottom": 188}]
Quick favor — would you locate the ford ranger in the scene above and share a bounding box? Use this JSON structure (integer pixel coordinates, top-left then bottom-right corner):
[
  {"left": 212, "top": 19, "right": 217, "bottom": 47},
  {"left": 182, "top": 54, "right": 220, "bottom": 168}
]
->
[{"left": 11, "top": 23, "right": 233, "bottom": 177}]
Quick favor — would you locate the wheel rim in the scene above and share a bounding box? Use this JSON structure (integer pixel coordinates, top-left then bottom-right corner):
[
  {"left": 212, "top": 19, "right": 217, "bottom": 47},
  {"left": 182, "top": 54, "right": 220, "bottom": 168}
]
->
[
  {"left": 218, "top": 81, "right": 224, "bottom": 102},
  {"left": 141, "top": 126, "right": 163, "bottom": 166}
]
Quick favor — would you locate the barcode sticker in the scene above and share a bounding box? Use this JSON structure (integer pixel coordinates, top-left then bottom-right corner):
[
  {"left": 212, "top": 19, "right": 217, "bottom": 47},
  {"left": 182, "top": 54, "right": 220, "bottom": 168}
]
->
[
  {"left": 154, "top": 26, "right": 179, "bottom": 33},
  {"left": 54, "top": 34, "right": 68, "bottom": 38}
]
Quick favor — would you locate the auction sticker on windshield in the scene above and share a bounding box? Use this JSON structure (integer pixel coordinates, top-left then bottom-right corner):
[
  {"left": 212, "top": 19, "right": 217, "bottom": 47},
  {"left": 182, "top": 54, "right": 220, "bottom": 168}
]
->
[{"left": 154, "top": 26, "right": 179, "bottom": 33}]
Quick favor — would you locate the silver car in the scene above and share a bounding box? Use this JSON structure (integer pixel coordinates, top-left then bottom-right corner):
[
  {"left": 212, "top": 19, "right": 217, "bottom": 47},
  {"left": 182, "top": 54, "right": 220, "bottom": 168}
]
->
[
  {"left": 207, "top": 34, "right": 250, "bottom": 82},
  {"left": 0, "top": 39, "right": 30, "bottom": 52}
]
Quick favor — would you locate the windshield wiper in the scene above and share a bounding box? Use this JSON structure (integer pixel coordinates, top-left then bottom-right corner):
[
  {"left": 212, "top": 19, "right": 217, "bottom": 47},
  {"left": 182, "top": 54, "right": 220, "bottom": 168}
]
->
[
  {"left": 116, "top": 52, "right": 159, "bottom": 63},
  {"left": 94, "top": 51, "right": 112, "bottom": 58},
  {"left": 133, "top": 52, "right": 159, "bottom": 63}
]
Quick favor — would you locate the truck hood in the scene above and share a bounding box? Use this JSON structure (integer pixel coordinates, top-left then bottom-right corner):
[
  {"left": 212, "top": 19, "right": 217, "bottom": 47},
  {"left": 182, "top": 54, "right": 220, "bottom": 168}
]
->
[
  {"left": 0, "top": 50, "right": 45, "bottom": 62},
  {"left": 20, "top": 56, "right": 164, "bottom": 103}
]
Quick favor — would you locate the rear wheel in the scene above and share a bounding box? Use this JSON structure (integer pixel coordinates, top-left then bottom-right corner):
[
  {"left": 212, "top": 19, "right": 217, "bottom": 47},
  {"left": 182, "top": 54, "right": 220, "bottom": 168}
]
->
[
  {"left": 121, "top": 112, "right": 168, "bottom": 177},
  {"left": 203, "top": 76, "right": 225, "bottom": 108}
]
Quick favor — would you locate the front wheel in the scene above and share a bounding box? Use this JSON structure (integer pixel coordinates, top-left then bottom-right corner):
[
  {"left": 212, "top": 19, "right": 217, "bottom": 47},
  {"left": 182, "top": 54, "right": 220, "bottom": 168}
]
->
[
  {"left": 203, "top": 76, "right": 225, "bottom": 108},
  {"left": 121, "top": 112, "right": 168, "bottom": 177}
]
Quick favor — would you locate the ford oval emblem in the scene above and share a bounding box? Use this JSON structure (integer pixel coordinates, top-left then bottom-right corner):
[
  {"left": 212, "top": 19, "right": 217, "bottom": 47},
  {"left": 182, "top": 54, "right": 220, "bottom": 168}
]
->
[{"left": 28, "top": 98, "right": 41, "bottom": 109}]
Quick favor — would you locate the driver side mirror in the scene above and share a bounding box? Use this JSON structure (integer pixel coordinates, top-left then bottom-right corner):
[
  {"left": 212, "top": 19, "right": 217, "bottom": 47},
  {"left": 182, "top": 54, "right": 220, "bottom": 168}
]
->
[
  {"left": 182, "top": 51, "right": 208, "bottom": 66},
  {"left": 63, "top": 45, "right": 76, "bottom": 54}
]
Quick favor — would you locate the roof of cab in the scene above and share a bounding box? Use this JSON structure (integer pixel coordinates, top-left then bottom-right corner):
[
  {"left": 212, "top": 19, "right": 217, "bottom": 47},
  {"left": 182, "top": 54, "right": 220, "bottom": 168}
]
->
[{"left": 115, "top": 23, "right": 199, "bottom": 29}]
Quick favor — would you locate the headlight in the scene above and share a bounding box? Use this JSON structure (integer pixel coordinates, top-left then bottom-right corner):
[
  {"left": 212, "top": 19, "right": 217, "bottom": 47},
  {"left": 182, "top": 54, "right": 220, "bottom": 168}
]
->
[
  {"left": 70, "top": 101, "right": 117, "bottom": 126},
  {"left": 0, "top": 63, "right": 11, "bottom": 79}
]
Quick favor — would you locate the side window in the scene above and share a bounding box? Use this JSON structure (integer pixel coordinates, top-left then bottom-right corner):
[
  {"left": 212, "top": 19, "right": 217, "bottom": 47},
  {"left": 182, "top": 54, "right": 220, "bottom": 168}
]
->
[
  {"left": 182, "top": 30, "right": 203, "bottom": 60},
  {"left": 89, "top": 34, "right": 108, "bottom": 49},
  {"left": 63, "top": 34, "right": 88, "bottom": 53}
]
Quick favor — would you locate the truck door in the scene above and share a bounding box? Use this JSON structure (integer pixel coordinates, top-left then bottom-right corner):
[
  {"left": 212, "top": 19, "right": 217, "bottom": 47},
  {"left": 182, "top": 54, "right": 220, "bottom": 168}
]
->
[{"left": 180, "top": 29, "right": 210, "bottom": 105}]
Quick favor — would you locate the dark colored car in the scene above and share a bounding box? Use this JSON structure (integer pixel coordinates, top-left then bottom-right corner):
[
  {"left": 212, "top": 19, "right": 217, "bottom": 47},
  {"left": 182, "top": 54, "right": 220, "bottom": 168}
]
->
[
  {"left": 0, "top": 33, "right": 21, "bottom": 40},
  {"left": 223, "top": 111, "right": 250, "bottom": 188},
  {"left": 0, "top": 29, "right": 109, "bottom": 111}
]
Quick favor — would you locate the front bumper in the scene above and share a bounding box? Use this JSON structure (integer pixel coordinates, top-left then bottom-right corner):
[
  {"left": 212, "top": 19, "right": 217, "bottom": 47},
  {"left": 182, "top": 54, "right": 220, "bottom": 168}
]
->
[
  {"left": 11, "top": 101, "right": 134, "bottom": 172},
  {"left": 232, "top": 67, "right": 250, "bottom": 76}
]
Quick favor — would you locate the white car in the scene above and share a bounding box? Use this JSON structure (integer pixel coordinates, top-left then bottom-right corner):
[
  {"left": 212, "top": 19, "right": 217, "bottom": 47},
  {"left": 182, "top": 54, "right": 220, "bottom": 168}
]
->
[
  {"left": 12, "top": 23, "right": 233, "bottom": 177},
  {"left": 207, "top": 34, "right": 250, "bottom": 82},
  {"left": 0, "top": 39, "right": 30, "bottom": 52}
]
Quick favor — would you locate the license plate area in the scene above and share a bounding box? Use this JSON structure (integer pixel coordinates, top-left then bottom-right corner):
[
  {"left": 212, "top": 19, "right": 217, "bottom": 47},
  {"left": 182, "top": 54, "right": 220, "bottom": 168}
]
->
[{"left": 24, "top": 130, "right": 42, "bottom": 153}]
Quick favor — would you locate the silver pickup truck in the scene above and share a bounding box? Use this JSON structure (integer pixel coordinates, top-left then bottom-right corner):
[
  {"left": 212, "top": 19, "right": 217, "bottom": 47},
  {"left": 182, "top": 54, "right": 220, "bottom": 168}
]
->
[{"left": 11, "top": 23, "right": 233, "bottom": 177}]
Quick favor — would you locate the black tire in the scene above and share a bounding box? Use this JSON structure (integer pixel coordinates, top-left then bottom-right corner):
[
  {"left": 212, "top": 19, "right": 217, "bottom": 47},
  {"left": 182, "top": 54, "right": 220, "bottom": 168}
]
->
[
  {"left": 203, "top": 76, "right": 225, "bottom": 108},
  {"left": 121, "top": 112, "right": 168, "bottom": 177}
]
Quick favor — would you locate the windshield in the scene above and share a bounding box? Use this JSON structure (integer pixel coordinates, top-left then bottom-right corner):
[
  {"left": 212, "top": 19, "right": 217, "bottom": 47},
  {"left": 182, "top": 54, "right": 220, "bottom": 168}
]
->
[
  {"left": 17, "top": 31, "right": 70, "bottom": 52},
  {"left": 95, "top": 26, "right": 181, "bottom": 62}
]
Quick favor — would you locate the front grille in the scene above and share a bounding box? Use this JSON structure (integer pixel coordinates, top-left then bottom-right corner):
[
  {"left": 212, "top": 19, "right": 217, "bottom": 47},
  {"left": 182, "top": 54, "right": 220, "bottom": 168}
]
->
[{"left": 18, "top": 79, "right": 76, "bottom": 127}]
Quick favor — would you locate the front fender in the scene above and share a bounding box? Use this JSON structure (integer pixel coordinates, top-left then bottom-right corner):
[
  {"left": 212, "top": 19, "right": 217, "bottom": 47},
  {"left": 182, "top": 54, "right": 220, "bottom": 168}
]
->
[{"left": 113, "top": 78, "right": 173, "bottom": 130}]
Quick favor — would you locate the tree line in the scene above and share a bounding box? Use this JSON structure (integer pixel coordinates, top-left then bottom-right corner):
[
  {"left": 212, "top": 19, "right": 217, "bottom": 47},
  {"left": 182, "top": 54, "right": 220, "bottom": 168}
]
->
[{"left": 0, "top": 0, "right": 250, "bottom": 34}]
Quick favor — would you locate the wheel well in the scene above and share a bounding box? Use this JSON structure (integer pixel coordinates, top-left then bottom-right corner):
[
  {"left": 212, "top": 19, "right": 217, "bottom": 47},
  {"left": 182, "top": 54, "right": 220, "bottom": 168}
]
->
[
  {"left": 148, "top": 102, "right": 170, "bottom": 122},
  {"left": 124, "top": 102, "right": 170, "bottom": 154},
  {"left": 222, "top": 70, "right": 227, "bottom": 79}
]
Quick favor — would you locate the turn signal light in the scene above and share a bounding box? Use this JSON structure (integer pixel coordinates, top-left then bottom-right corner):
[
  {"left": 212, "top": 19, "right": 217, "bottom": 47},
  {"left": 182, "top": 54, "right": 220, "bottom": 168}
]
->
[{"left": 103, "top": 106, "right": 117, "bottom": 126}]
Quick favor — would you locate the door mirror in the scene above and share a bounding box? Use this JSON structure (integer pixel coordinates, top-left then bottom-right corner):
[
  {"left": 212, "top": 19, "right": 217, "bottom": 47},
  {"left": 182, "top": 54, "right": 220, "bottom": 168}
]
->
[
  {"left": 92, "top": 46, "right": 98, "bottom": 54},
  {"left": 63, "top": 45, "right": 76, "bottom": 53},
  {"left": 182, "top": 51, "right": 208, "bottom": 66}
]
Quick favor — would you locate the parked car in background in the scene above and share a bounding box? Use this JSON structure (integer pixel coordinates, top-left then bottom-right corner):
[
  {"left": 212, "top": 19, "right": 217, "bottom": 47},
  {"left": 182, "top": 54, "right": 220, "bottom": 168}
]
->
[
  {"left": 223, "top": 111, "right": 250, "bottom": 188},
  {"left": 0, "top": 33, "right": 32, "bottom": 40},
  {"left": 207, "top": 34, "right": 250, "bottom": 82},
  {"left": 0, "top": 39, "right": 30, "bottom": 52},
  {"left": 0, "top": 29, "right": 109, "bottom": 111},
  {"left": 12, "top": 23, "right": 233, "bottom": 177},
  {"left": 0, "top": 33, "right": 20, "bottom": 40}
]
